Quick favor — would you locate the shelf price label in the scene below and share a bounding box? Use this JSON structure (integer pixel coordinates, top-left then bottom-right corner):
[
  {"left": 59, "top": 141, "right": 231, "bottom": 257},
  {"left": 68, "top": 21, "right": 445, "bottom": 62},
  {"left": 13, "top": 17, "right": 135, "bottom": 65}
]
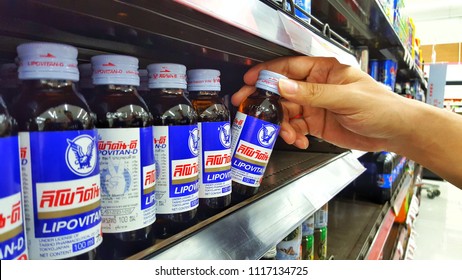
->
[{"left": 426, "top": 63, "right": 448, "bottom": 108}]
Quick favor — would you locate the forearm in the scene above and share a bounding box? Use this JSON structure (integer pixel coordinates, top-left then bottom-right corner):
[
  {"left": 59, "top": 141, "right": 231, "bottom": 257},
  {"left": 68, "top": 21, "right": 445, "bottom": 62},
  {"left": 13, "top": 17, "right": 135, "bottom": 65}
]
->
[{"left": 389, "top": 98, "right": 462, "bottom": 188}]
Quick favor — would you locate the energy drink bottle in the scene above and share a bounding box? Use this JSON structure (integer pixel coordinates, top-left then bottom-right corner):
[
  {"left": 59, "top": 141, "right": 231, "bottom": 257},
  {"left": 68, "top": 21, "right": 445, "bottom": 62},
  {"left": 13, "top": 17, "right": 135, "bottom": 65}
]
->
[
  {"left": 230, "top": 70, "right": 284, "bottom": 203},
  {"left": 301, "top": 215, "right": 314, "bottom": 260},
  {"left": 313, "top": 204, "right": 328, "bottom": 260},
  {"left": 0, "top": 96, "right": 28, "bottom": 260},
  {"left": 13, "top": 42, "right": 101, "bottom": 259},
  {"left": 89, "top": 55, "right": 156, "bottom": 259},
  {"left": 188, "top": 69, "right": 231, "bottom": 219},
  {"left": 314, "top": 203, "right": 328, "bottom": 229},
  {"left": 141, "top": 63, "right": 199, "bottom": 238},
  {"left": 313, "top": 226, "right": 327, "bottom": 260}
]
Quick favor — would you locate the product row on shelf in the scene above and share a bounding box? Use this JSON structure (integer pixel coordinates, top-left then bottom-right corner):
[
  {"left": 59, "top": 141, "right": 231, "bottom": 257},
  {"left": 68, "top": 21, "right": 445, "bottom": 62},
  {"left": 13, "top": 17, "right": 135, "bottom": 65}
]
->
[
  {"left": 0, "top": 0, "right": 426, "bottom": 260},
  {"left": 304, "top": 0, "right": 427, "bottom": 88},
  {"left": 265, "top": 0, "right": 427, "bottom": 100}
]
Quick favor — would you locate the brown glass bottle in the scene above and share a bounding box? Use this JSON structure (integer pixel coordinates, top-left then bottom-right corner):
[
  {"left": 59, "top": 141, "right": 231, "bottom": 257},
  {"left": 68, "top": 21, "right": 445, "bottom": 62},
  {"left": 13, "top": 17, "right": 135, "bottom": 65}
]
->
[
  {"left": 230, "top": 70, "right": 284, "bottom": 204},
  {"left": 142, "top": 63, "right": 199, "bottom": 239},
  {"left": 13, "top": 42, "right": 101, "bottom": 260},
  {"left": 90, "top": 85, "right": 155, "bottom": 259},
  {"left": 188, "top": 69, "right": 231, "bottom": 219},
  {"left": 13, "top": 79, "right": 99, "bottom": 260},
  {"left": 0, "top": 96, "right": 29, "bottom": 260},
  {"left": 89, "top": 55, "right": 156, "bottom": 259}
]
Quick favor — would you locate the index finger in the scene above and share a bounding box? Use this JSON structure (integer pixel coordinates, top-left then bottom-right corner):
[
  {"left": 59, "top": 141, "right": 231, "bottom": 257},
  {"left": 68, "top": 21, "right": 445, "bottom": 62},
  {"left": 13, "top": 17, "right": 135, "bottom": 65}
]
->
[{"left": 243, "top": 56, "right": 339, "bottom": 85}]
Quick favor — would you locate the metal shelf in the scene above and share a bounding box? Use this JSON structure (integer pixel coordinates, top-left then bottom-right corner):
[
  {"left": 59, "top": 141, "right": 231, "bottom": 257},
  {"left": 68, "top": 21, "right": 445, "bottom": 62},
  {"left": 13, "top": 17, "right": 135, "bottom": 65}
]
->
[
  {"left": 128, "top": 151, "right": 365, "bottom": 260},
  {"left": 0, "top": 0, "right": 404, "bottom": 261},
  {"left": 0, "top": 0, "right": 358, "bottom": 68},
  {"left": 328, "top": 162, "right": 418, "bottom": 260},
  {"left": 312, "top": 0, "right": 427, "bottom": 88},
  {"left": 175, "top": 0, "right": 358, "bottom": 66}
]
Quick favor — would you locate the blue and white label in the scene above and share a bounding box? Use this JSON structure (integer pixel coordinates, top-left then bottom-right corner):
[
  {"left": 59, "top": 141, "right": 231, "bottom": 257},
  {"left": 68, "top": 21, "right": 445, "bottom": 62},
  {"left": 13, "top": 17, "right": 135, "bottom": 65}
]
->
[
  {"left": 198, "top": 121, "right": 231, "bottom": 199},
  {"left": 188, "top": 127, "right": 200, "bottom": 157},
  {"left": 154, "top": 125, "right": 199, "bottom": 214},
  {"left": 314, "top": 205, "right": 328, "bottom": 229},
  {"left": 98, "top": 127, "right": 156, "bottom": 233},
  {"left": 65, "top": 134, "right": 97, "bottom": 176},
  {"left": 230, "top": 112, "right": 280, "bottom": 187},
  {"left": 19, "top": 130, "right": 102, "bottom": 259},
  {"left": 257, "top": 124, "right": 279, "bottom": 147},
  {"left": 0, "top": 136, "right": 28, "bottom": 260}
]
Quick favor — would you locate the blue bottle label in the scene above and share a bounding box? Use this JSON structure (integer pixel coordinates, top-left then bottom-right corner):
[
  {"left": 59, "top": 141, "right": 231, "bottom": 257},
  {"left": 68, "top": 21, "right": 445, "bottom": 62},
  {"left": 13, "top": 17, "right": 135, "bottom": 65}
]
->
[
  {"left": 0, "top": 136, "right": 28, "bottom": 260},
  {"left": 314, "top": 206, "right": 328, "bottom": 229},
  {"left": 377, "top": 174, "right": 392, "bottom": 189},
  {"left": 230, "top": 112, "right": 280, "bottom": 187},
  {"left": 20, "top": 130, "right": 102, "bottom": 259},
  {"left": 154, "top": 125, "right": 199, "bottom": 214},
  {"left": 198, "top": 121, "right": 231, "bottom": 198},
  {"left": 98, "top": 127, "right": 156, "bottom": 233}
]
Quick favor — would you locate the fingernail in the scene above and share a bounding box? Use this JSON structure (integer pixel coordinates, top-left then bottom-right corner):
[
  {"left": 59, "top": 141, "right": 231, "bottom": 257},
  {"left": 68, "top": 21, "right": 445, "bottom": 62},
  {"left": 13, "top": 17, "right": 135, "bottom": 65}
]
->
[
  {"left": 279, "top": 130, "right": 289, "bottom": 141},
  {"left": 279, "top": 79, "right": 298, "bottom": 95},
  {"left": 295, "top": 139, "right": 308, "bottom": 149}
]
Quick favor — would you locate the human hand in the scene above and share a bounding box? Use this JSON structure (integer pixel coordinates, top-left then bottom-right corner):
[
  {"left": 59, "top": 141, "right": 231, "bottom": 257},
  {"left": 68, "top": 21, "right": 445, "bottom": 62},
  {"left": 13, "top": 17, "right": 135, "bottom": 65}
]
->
[{"left": 231, "top": 56, "right": 408, "bottom": 151}]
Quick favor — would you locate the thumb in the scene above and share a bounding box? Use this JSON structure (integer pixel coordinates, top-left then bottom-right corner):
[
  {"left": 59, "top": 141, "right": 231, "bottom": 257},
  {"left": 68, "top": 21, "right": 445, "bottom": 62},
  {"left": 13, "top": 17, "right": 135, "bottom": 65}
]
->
[{"left": 278, "top": 78, "right": 347, "bottom": 110}]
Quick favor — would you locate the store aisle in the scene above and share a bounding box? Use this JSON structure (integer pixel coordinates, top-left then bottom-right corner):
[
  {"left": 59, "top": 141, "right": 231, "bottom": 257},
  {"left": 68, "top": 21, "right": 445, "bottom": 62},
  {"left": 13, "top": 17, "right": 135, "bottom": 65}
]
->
[{"left": 413, "top": 179, "right": 462, "bottom": 259}]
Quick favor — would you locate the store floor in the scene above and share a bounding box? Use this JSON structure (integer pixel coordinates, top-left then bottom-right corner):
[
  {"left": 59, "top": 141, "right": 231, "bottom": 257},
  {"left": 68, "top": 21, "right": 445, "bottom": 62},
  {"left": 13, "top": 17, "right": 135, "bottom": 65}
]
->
[{"left": 413, "top": 179, "right": 462, "bottom": 259}]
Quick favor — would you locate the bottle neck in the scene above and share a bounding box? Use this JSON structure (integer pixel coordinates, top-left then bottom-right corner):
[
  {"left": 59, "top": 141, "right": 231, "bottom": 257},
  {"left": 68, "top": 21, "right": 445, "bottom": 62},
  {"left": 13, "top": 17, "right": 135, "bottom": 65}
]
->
[
  {"left": 255, "top": 87, "right": 281, "bottom": 99},
  {"left": 189, "top": 90, "right": 219, "bottom": 96},
  {"left": 96, "top": 84, "right": 137, "bottom": 93},
  {"left": 21, "top": 79, "right": 76, "bottom": 90},
  {"left": 149, "top": 88, "right": 185, "bottom": 95}
]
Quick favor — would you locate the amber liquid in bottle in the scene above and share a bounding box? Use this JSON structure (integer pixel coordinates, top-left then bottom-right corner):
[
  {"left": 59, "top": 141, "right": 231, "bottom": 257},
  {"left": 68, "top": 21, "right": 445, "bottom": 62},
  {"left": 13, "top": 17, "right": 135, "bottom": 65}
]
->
[
  {"left": 231, "top": 88, "right": 283, "bottom": 204},
  {"left": 142, "top": 88, "right": 198, "bottom": 238},
  {"left": 190, "top": 91, "right": 231, "bottom": 219},
  {"left": 90, "top": 85, "right": 154, "bottom": 259},
  {"left": 12, "top": 79, "right": 97, "bottom": 260}
]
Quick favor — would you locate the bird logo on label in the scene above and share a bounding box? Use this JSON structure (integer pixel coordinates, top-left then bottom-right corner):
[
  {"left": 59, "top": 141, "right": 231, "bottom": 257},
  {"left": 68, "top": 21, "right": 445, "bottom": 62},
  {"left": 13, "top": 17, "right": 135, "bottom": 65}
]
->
[
  {"left": 66, "top": 135, "right": 97, "bottom": 176},
  {"left": 257, "top": 124, "right": 278, "bottom": 147}
]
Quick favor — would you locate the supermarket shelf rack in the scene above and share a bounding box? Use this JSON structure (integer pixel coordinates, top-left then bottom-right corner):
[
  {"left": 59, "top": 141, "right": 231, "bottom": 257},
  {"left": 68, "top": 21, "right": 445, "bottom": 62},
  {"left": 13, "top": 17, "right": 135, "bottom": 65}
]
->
[{"left": 0, "top": 0, "right": 416, "bottom": 260}]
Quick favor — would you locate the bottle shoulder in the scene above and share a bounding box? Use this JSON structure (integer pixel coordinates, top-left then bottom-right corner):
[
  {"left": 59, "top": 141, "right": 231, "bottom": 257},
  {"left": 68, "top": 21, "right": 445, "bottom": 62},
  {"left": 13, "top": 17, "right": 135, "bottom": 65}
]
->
[
  {"left": 238, "top": 91, "right": 283, "bottom": 125},
  {"left": 11, "top": 86, "right": 94, "bottom": 131},
  {"left": 89, "top": 87, "right": 152, "bottom": 128},
  {"left": 191, "top": 98, "right": 229, "bottom": 122},
  {"left": 142, "top": 91, "right": 198, "bottom": 125}
]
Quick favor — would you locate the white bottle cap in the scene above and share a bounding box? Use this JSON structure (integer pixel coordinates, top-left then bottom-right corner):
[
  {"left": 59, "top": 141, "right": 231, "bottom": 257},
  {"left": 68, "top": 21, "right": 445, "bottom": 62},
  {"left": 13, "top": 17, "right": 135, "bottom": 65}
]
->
[
  {"left": 91, "top": 55, "right": 139, "bottom": 86},
  {"left": 17, "top": 42, "right": 79, "bottom": 81},
  {"left": 138, "top": 69, "right": 149, "bottom": 91},
  {"left": 147, "top": 63, "right": 187, "bottom": 89},
  {"left": 187, "top": 69, "right": 221, "bottom": 91},
  {"left": 255, "top": 70, "right": 287, "bottom": 95},
  {"left": 78, "top": 63, "right": 94, "bottom": 89}
]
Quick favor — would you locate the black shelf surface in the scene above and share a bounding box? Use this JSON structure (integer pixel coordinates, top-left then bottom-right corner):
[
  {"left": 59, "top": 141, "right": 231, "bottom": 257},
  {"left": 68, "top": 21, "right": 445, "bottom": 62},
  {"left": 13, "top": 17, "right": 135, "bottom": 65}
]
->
[
  {"left": 129, "top": 150, "right": 364, "bottom": 260},
  {"left": 328, "top": 194, "right": 383, "bottom": 260},
  {"left": 328, "top": 168, "right": 414, "bottom": 260}
]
